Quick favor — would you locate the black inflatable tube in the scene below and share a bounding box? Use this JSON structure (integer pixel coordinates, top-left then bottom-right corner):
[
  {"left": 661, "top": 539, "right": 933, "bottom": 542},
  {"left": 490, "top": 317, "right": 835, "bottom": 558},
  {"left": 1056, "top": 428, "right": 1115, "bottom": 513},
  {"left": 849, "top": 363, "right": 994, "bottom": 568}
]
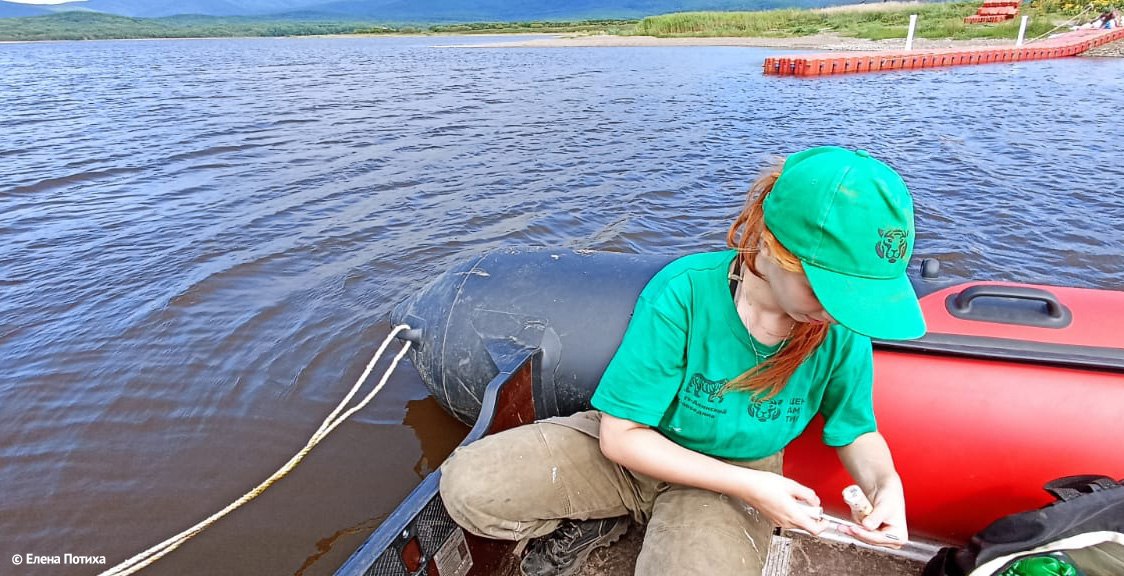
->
[{"left": 392, "top": 247, "right": 672, "bottom": 424}]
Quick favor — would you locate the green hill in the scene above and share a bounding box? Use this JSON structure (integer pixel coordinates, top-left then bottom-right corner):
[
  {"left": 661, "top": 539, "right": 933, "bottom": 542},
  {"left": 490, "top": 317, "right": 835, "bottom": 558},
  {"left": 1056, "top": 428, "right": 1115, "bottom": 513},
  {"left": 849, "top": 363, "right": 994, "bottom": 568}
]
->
[
  {"left": 0, "top": 1, "right": 1065, "bottom": 43},
  {"left": 0, "top": 12, "right": 382, "bottom": 40},
  {"left": 25, "top": 0, "right": 862, "bottom": 20},
  {"left": 294, "top": 0, "right": 851, "bottom": 22}
]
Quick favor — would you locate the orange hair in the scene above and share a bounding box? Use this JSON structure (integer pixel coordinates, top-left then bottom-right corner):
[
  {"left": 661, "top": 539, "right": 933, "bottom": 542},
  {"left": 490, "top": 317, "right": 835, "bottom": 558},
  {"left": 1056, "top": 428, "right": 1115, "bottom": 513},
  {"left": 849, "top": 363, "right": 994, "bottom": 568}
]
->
[{"left": 723, "top": 162, "right": 830, "bottom": 399}]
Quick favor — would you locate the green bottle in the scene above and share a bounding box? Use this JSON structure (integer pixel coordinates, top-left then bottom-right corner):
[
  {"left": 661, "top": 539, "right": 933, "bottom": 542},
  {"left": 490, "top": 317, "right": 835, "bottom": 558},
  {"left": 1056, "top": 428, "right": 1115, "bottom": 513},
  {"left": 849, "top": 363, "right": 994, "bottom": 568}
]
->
[{"left": 997, "top": 552, "right": 1084, "bottom": 576}]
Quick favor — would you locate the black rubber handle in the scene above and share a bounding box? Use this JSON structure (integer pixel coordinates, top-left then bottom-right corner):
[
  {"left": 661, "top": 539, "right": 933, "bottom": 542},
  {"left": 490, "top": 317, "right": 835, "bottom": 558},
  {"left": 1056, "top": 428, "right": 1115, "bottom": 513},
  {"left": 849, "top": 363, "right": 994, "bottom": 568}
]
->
[
  {"left": 945, "top": 284, "right": 1073, "bottom": 329},
  {"left": 951, "top": 285, "right": 1065, "bottom": 318}
]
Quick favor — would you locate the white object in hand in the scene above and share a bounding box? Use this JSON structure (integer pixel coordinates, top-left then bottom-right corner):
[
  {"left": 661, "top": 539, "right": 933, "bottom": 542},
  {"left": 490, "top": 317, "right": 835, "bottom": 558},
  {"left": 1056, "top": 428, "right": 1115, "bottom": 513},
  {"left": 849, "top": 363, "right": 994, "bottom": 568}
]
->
[{"left": 842, "top": 485, "right": 874, "bottom": 517}]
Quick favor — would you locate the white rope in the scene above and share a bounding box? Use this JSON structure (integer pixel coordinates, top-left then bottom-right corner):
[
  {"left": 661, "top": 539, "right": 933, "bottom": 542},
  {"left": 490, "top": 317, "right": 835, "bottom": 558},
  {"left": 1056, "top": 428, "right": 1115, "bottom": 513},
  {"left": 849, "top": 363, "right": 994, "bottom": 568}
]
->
[
  {"left": 99, "top": 324, "right": 414, "bottom": 576},
  {"left": 1027, "top": 4, "right": 1096, "bottom": 44}
]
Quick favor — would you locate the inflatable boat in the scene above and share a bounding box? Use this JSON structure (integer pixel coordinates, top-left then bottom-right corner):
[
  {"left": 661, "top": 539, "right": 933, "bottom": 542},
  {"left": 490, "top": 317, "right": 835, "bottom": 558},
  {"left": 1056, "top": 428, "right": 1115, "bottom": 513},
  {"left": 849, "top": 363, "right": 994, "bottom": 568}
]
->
[{"left": 335, "top": 247, "right": 1124, "bottom": 576}]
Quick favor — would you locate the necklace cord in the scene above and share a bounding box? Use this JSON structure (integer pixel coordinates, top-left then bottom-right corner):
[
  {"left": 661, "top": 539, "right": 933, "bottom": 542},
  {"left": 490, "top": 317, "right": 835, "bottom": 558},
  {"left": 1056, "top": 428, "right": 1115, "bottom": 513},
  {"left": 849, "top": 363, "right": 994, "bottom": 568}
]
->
[{"left": 731, "top": 260, "right": 795, "bottom": 363}]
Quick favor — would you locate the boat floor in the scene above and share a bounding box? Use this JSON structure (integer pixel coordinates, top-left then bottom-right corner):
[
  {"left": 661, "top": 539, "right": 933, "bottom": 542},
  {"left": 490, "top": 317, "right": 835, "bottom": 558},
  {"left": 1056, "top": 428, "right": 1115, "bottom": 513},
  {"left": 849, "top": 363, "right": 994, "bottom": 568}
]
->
[{"left": 572, "top": 524, "right": 928, "bottom": 576}]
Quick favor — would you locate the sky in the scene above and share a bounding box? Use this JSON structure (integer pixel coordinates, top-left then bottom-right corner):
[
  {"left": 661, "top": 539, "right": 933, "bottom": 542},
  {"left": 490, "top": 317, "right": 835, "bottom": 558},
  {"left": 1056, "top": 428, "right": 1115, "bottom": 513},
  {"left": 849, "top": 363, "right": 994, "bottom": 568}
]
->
[{"left": 5, "top": 1, "right": 86, "bottom": 4}]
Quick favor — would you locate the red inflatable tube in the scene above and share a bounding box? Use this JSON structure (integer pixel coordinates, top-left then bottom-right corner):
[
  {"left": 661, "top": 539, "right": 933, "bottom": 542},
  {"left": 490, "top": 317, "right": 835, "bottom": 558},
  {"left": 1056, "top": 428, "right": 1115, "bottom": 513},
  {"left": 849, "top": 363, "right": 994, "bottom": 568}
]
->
[{"left": 785, "top": 282, "right": 1124, "bottom": 543}]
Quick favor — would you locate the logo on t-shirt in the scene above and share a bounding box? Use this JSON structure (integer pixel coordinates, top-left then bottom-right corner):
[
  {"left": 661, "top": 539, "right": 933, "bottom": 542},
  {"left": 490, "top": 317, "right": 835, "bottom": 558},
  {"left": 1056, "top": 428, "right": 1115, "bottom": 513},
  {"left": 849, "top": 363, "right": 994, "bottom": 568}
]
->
[
  {"left": 747, "top": 397, "right": 784, "bottom": 422},
  {"left": 686, "top": 373, "right": 727, "bottom": 403}
]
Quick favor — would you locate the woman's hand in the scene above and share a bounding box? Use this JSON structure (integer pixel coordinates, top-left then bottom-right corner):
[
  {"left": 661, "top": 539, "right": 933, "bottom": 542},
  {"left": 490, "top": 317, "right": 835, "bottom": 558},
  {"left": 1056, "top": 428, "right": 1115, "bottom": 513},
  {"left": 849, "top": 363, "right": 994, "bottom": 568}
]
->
[
  {"left": 835, "top": 432, "right": 909, "bottom": 548},
  {"left": 840, "top": 479, "right": 908, "bottom": 548},
  {"left": 736, "top": 469, "right": 830, "bottom": 535}
]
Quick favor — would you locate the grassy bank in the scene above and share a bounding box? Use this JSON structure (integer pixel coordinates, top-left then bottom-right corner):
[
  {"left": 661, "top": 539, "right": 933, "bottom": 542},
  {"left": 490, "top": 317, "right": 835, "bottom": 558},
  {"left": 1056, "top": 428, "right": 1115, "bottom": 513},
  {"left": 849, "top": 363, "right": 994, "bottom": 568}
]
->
[
  {"left": 0, "top": 12, "right": 640, "bottom": 41},
  {"left": 0, "top": 12, "right": 383, "bottom": 41},
  {"left": 632, "top": 2, "right": 1066, "bottom": 41},
  {"left": 427, "top": 19, "right": 636, "bottom": 35}
]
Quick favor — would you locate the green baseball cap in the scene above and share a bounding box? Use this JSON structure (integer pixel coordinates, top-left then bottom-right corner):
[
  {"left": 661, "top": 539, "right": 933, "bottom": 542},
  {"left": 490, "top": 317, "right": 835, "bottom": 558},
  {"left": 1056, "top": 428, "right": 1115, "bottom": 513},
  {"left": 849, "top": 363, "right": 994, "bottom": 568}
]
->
[{"left": 763, "top": 146, "right": 926, "bottom": 340}]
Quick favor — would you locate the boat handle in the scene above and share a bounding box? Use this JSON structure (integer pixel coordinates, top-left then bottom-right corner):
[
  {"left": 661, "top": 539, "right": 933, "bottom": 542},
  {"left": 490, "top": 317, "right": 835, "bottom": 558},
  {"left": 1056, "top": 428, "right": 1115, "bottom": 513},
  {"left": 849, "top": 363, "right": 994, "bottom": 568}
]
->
[
  {"left": 951, "top": 285, "right": 1064, "bottom": 318},
  {"left": 946, "top": 284, "right": 1073, "bottom": 328}
]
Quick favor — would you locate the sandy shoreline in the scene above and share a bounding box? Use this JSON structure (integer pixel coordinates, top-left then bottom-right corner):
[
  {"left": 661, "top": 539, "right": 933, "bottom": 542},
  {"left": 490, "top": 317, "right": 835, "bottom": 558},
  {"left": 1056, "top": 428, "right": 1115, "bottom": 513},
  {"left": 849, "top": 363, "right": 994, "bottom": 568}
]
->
[
  {"left": 445, "top": 32, "right": 1124, "bottom": 55},
  {"left": 448, "top": 33, "right": 1014, "bottom": 51}
]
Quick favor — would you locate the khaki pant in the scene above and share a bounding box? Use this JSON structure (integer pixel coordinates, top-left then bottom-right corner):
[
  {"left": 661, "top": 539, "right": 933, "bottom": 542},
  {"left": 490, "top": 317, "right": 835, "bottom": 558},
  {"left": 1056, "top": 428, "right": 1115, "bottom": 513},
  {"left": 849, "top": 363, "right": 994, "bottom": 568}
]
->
[{"left": 439, "top": 410, "right": 782, "bottom": 576}]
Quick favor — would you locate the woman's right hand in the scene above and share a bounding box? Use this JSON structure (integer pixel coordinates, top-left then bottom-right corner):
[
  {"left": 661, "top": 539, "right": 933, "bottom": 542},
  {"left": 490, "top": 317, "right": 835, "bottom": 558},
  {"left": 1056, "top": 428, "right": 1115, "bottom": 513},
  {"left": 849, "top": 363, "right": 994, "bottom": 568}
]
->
[{"left": 734, "top": 468, "right": 830, "bottom": 535}]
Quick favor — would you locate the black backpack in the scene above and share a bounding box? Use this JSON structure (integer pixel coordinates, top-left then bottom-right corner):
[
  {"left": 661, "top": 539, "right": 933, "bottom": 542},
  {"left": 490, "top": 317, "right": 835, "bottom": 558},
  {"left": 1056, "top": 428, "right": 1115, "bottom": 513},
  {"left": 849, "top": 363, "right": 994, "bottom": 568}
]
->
[{"left": 923, "top": 475, "right": 1124, "bottom": 576}]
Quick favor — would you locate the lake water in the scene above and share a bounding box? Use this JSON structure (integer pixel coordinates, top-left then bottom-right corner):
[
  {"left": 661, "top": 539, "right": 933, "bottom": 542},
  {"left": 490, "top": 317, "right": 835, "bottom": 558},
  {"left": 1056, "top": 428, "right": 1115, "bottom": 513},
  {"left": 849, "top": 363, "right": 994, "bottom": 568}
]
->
[{"left": 1, "top": 35, "right": 1122, "bottom": 576}]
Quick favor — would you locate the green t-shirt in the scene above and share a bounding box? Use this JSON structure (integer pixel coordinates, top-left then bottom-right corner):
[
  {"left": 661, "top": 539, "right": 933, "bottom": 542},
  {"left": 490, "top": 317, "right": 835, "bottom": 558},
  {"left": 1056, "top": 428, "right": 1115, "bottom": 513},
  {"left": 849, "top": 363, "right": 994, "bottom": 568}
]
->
[{"left": 591, "top": 250, "right": 876, "bottom": 461}]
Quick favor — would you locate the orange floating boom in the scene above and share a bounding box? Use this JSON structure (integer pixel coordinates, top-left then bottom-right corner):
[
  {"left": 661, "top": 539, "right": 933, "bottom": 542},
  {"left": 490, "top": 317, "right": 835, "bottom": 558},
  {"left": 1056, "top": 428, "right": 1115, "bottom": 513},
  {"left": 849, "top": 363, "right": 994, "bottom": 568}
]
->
[
  {"left": 965, "top": 0, "right": 1020, "bottom": 24},
  {"left": 763, "top": 27, "right": 1124, "bottom": 77}
]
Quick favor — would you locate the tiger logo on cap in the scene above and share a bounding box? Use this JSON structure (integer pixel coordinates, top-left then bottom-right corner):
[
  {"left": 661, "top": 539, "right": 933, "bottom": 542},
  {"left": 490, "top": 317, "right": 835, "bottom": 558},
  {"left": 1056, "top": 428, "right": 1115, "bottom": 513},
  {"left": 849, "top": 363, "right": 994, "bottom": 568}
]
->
[{"left": 875, "top": 228, "right": 909, "bottom": 264}]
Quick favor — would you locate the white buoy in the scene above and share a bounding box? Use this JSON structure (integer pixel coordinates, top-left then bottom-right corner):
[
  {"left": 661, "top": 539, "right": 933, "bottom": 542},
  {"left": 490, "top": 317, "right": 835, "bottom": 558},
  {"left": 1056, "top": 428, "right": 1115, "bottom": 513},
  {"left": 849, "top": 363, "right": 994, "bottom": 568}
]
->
[{"left": 1016, "top": 15, "right": 1029, "bottom": 46}]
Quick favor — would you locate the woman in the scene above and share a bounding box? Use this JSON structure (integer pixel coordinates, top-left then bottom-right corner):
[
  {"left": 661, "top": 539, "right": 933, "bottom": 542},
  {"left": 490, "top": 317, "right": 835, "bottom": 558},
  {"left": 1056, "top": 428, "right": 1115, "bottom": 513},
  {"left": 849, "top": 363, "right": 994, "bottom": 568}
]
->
[{"left": 440, "top": 146, "right": 926, "bottom": 576}]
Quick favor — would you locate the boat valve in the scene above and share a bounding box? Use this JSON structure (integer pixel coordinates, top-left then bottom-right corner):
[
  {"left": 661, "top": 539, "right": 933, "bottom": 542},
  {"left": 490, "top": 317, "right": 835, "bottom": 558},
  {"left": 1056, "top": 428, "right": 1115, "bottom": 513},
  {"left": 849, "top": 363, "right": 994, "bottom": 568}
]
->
[{"left": 397, "top": 328, "right": 423, "bottom": 344}]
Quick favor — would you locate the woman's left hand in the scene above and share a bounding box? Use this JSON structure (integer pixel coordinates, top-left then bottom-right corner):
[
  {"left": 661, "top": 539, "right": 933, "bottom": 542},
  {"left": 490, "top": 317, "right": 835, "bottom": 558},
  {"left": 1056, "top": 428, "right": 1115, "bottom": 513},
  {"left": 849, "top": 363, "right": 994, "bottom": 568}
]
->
[
  {"left": 834, "top": 432, "right": 909, "bottom": 549},
  {"left": 840, "top": 480, "right": 908, "bottom": 548}
]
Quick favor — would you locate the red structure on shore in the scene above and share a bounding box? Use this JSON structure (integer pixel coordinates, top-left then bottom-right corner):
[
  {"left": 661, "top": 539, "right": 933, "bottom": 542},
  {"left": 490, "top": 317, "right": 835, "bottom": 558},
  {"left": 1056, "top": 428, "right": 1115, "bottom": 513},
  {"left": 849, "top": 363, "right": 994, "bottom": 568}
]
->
[
  {"left": 965, "top": 0, "right": 1020, "bottom": 24},
  {"left": 762, "top": 27, "right": 1124, "bottom": 76}
]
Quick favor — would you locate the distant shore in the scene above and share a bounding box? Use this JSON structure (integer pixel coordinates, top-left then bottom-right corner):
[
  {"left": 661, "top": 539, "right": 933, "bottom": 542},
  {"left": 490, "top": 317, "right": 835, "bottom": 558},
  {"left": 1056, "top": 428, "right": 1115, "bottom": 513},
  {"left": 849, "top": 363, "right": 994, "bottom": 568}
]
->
[
  {"left": 6, "top": 33, "right": 1121, "bottom": 56},
  {"left": 446, "top": 32, "right": 1124, "bottom": 56},
  {"left": 4, "top": 28, "right": 1121, "bottom": 57},
  {"left": 4, "top": 1, "right": 1122, "bottom": 57}
]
